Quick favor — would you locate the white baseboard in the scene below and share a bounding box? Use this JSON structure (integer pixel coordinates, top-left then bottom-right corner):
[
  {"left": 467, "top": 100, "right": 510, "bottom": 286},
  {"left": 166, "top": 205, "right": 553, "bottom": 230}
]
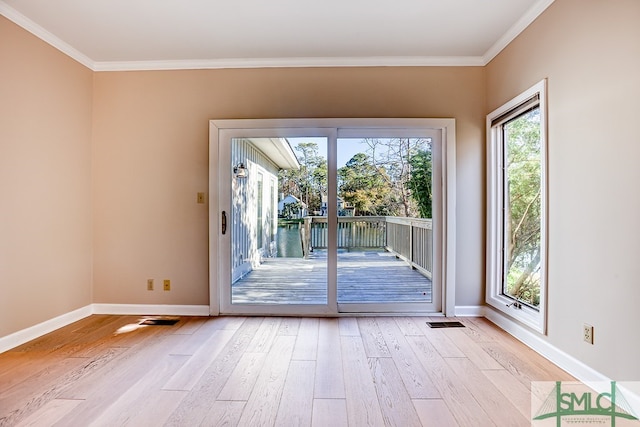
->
[
  {"left": 0, "top": 305, "right": 93, "bottom": 354},
  {"left": 91, "top": 304, "right": 210, "bottom": 316},
  {"left": 486, "top": 308, "right": 640, "bottom": 415},
  {"left": 454, "top": 305, "right": 485, "bottom": 317},
  {"left": 483, "top": 307, "right": 610, "bottom": 383},
  {"left": 0, "top": 304, "right": 211, "bottom": 354}
]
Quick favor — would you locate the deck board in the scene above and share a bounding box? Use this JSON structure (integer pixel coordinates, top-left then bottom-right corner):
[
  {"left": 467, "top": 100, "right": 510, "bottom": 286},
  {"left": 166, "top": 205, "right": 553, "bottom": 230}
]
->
[{"left": 232, "top": 250, "right": 432, "bottom": 304}]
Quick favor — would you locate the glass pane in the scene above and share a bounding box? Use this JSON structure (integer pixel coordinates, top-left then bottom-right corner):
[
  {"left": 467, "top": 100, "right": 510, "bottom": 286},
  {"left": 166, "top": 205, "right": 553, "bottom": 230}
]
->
[
  {"left": 503, "top": 107, "right": 542, "bottom": 308},
  {"left": 336, "top": 137, "right": 433, "bottom": 304},
  {"left": 230, "top": 137, "right": 328, "bottom": 304}
]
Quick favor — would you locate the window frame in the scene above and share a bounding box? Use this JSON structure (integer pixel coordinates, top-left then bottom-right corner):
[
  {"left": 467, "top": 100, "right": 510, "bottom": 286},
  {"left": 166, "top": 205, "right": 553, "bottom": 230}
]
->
[{"left": 486, "top": 79, "right": 548, "bottom": 334}]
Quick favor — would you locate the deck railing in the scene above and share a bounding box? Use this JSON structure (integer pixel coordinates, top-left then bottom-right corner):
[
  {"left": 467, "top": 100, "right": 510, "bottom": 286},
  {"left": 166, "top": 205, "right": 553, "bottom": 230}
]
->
[
  {"left": 385, "top": 217, "right": 433, "bottom": 279},
  {"left": 302, "top": 215, "right": 432, "bottom": 279},
  {"left": 303, "top": 216, "right": 387, "bottom": 250}
]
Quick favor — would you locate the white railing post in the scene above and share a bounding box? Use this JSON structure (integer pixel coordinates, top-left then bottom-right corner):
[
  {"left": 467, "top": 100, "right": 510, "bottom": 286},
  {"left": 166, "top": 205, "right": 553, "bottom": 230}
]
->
[{"left": 409, "top": 221, "right": 414, "bottom": 265}]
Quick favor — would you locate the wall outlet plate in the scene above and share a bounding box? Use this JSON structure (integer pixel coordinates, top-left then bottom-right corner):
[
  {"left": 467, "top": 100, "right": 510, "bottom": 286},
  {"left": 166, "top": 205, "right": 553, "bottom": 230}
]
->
[
  {"left": 583, "top": 324, "right": 594, "bottom": 344},
  {"left": 147, "top": 279, "right": 154, "bottom": 291},
  {"left": 163, "top": 279, "right": 171, "bottom": 291}
]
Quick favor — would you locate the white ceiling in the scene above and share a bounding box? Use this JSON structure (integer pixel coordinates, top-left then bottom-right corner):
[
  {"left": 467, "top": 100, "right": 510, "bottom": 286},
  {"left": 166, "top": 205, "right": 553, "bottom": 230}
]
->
[{"left": 0, "top": 0, "right": 554, "bottom": 71}]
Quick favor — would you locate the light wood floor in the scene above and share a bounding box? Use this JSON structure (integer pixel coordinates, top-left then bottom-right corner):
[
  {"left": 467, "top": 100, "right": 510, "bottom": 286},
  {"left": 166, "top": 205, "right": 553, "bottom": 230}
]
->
[{"left": 0, "top": 315, "right": 573, "bottom": 426}]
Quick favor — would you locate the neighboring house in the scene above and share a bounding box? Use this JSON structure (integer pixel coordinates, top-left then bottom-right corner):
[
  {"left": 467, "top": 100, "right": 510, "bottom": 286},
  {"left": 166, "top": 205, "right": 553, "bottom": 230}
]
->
[
  {"left": 341, "top": 203, "right": 355, "bottom": 217},
  {"left": 320, "top": 194, "right": 346, "bottom": 216},
  {"left": 320, "top": 194, "right": 356, "bottom": 216},
  {"left": 278, "top": 194, "right": 307, "bottom": 218},
  {"left": 231, "top": 138, "right": 299, "bottom": 283}
]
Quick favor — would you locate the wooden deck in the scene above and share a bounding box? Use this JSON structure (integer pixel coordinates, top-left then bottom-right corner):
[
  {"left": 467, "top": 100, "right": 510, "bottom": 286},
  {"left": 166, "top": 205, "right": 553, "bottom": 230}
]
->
[{"left": 232, "top": 250, "right": 432, "bottom": 304}]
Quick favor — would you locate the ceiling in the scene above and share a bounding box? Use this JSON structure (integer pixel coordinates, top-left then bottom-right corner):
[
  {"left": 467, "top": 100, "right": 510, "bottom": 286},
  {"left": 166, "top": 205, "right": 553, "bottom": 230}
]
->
[{"left": 0, "top": 0, "right": 555, "bottom": 71}]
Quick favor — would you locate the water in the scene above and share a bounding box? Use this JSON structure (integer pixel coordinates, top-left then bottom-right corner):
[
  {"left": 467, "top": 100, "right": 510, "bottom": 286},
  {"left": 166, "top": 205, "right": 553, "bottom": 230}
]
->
[{"left": 276, "top": 224, "right": 303, "bottom": 258}]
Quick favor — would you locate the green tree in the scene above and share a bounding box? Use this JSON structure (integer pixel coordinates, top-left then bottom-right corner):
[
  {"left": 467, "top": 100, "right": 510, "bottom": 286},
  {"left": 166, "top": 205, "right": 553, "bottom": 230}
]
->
[
  {"left": 408, "top": 149, "right": 432, "bottom": 218},
  {"left": 338, "top": 153, "right": 391, "bottom": 216},
  {"left": 504, "top": 108, "right": 542, "bottom": 306},
  {"left": 278, "top": 141, "right": 326, "bottom": 215},
  {"left": 278, "top": 168, "right": 302, "bottom": 202},
  {"left": 281, "top": 200, "right": 304, "bottom": 219}
]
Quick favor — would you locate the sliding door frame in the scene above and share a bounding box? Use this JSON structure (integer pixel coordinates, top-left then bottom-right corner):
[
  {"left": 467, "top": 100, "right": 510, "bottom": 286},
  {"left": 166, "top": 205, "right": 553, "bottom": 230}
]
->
[{"left": 209, "top": 118, "right": 456, "bottom": 316}]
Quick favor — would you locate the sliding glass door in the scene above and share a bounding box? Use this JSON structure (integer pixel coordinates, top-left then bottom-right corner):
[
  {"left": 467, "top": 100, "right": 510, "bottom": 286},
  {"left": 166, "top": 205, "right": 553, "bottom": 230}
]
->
[
  {"left": 229, "top": 136, "right": 329, "bottom": 307},
  {"left": 335, "top": 131, "right": 441, "bottom": 313},
  {"left": 218, "top": 129, "right": 336, "bottom": 315},
  {"left": 212, "top": 120, "right": 452, "bottom": 316}
]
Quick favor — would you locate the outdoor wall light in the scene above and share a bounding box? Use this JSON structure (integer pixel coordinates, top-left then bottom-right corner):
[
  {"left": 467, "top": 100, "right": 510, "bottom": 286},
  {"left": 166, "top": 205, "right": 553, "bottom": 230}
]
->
[{"left": 233, "top": 163, "right": 248, "bottom": 179}]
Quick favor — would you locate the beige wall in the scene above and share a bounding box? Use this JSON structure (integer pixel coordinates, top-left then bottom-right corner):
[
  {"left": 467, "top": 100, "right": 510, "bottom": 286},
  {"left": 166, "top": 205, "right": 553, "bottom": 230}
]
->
[
  {"left": 486, "top": 0, "right": 640, "bottom": 380},
  {"left": 2, "top": 0, "right": 637, "bottom": 384},
  {"left": 0, "top": 17, "right": 94, "bottom": 336},
  {"left": 0, "top": 13, "right": 487, "bottom": 337},
  {"left": 92, "top": 67, "right": 486, "bottom": 306}
]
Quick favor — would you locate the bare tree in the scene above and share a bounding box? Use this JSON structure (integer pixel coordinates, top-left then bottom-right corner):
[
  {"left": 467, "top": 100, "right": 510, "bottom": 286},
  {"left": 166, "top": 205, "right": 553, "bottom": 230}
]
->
[{"left": 364, "top": 137, "right": 430, "bottom": 217}]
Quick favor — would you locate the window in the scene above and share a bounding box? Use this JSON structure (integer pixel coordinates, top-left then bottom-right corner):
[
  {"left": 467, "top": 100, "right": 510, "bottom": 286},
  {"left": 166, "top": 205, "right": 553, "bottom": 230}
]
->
[{"left": 486, "top": 80, "right": 547, "bottom": 333}]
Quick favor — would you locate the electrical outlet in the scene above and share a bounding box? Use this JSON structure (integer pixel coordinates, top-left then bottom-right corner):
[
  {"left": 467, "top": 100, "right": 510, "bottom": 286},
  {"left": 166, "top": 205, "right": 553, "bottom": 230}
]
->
[
  {"left": 197, "top": 192, "right": 205, "bottom": 204},
  {"left": 583, "top": 324, "right": 594, "bottom": 344},
  {"left": 147, "top": 279, "right": 154, "bottom": 291},
  {"left": 163, "top": 279, "right": 171, "bottom": 291}
]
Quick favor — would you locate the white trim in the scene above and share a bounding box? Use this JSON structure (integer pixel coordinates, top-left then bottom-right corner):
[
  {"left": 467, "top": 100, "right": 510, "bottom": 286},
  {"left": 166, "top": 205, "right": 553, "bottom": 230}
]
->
[
  {"left": 210, "top": 118, "right": 456, "bottom": 317},
  {"left": 0, "top": 2, "right": 94, "bottom": 70},
  {"left": 92, "top": 304, "right": 210, "bottom": 316},
  {"left": 209, "top": 118, "right": 456, "bottom": 316},
  {"left": 485, "top": 79, "right": 548, "bottom": 334},
  {"left": 443, "top": 125, "right": 457, "bottom": 317},
  {"left": 619, "top": 383, "right": 640, "bottom": 417},
  {"left": 209, "top": 122, "right": 221, "bottom": 316},
  {"left": 484, "top": 307, "right": 609, "bottom": 383},
  {"left": 454, "top": 305, "right": 485, "bottom": 317},
  {"left": 484, "top": 309, "right": 640, "bottom": 418},
  {"left": 0, "top": 305, "right": 93, "bottom": 354},
  {"left": 92, "top": 56, "right": 484, "bottom": 72},
  {"left": 482, "top": 0, "right": 556, "bottom": 64}
]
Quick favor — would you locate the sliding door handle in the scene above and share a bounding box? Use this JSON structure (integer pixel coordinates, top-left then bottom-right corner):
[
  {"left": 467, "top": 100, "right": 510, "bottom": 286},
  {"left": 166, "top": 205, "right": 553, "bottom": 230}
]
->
[{"left": 221, "top": 211, "right": 227, "bottom": 235}]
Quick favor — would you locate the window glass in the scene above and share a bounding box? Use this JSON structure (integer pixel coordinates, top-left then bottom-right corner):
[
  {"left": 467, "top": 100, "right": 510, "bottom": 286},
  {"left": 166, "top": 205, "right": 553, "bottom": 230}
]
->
[{"left": 502, "top": 107, "right": 541, "bottom": 309}]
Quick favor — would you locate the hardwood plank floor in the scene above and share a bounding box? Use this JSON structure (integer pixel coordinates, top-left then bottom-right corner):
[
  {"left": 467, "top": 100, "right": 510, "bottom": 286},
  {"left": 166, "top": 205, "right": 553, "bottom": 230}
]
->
[
  {"left": 314, "top": 319, "right": 346, "bottom": 399},
  {"left": 341, "top": 336, "right": 385, "bottom": 427},
  {"left": 0, "top": 315, "right": 574, "bottom": 426},
  {"left": 311, "top": 399, "right": 348, "bottom": 427}
]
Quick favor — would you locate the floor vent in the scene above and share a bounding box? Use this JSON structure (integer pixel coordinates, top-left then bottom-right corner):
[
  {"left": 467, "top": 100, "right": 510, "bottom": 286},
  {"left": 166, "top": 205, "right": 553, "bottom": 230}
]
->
[
  {"left": 427, "top": 321, "right": 465, "bottom": 329},
  {"left": 140, "top": 318, "right": 180, "bottom": 326}
]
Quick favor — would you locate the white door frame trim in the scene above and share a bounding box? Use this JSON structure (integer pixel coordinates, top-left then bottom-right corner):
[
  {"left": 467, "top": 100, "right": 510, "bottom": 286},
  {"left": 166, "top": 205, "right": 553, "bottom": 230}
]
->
[{"left": 208, "top": 118, "right": 456, "bottom": 316}]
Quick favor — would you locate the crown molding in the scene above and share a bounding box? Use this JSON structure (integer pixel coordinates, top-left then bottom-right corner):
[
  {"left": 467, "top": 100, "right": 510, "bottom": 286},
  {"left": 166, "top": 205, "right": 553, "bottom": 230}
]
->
[
  {"left": 0, "top": 1, "right": 95, "bottom": 70},
  {"left": 2, "top": 0, "right": 555, "bottom": 72},
  {"left": 93, "top": 55, "right": 485, "bottom": 72},
  {"left": 483, "top": 0, "right": 556, "bottom": 64}
]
